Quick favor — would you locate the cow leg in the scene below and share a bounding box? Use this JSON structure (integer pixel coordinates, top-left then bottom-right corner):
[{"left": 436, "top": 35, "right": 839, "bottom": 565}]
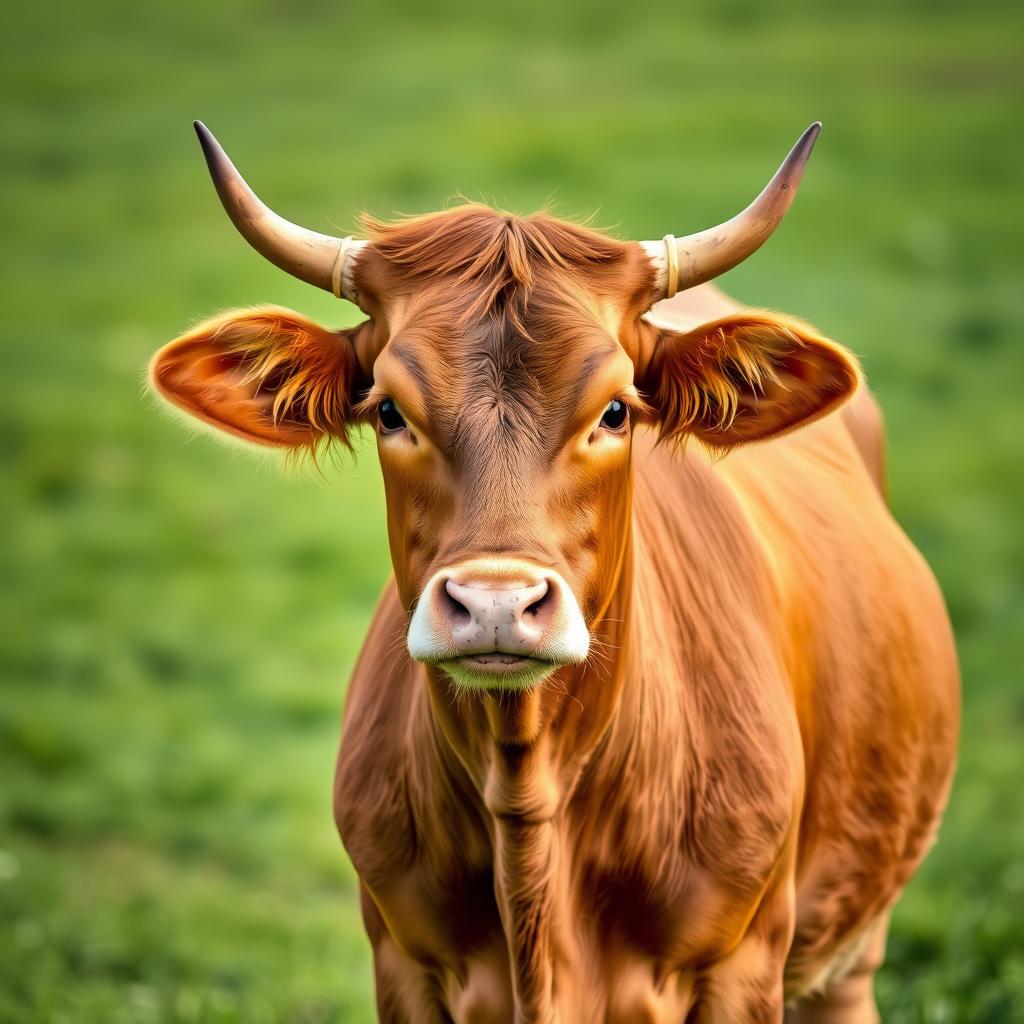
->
[
  {"left": 359, "top": 886, "right": 452, "bottom": 1023},
  {"left": 784, "top": 913, "right": 890, "bottom": 1024},
  {"left": 369, "top": 936, "right": 455, "bottom": 1024},
  {"left": 694, "top": 877, "right": 796, "bottom": 1024}
]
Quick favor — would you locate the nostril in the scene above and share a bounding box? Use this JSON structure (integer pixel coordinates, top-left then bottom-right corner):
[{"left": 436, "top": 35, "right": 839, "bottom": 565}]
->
[
  {"left": 441, "top": 579, "right": 472, "bottom": 627},
  {"left": 523, "top": 581, "right": 552, "bottom": 622}
]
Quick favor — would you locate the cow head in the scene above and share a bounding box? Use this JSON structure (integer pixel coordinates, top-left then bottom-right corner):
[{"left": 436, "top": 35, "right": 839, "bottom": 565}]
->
[{"left": 151, "top": 123, "right": 858, "bottom": 693}]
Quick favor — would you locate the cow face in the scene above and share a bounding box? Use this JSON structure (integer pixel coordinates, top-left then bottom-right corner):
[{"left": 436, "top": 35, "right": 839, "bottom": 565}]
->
[
  {"left": 355, "top": 226, "right": 648, "bottom": 690},
  {"left": 370, "top": 308, "right": 633, "bottom": 690}
]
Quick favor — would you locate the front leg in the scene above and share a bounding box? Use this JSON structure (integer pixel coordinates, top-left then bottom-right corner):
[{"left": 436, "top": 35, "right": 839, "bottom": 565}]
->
[
  {"left": 359, "top": 886, "right": 449, "bottom": 1024},
  {"left": 695, "top": 874, "right": 796, "bottom": 1024},
  {"left": 361, "top": 885, "right": 516, "bottom": 1024}
]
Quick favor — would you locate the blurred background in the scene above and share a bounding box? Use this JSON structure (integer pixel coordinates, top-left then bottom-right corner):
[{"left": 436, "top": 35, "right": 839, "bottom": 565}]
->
[{"left": 2, "top": 0, "right": 1021, "bottom": 1020}]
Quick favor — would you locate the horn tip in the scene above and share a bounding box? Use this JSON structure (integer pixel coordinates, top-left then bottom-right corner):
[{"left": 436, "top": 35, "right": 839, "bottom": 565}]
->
[
  {"left": 788, "top": 122, "right": 822, "bottom": 168},
  {"left": 194, "top": 120, "right": 222, "bottom": 154},
  {"left": 192, "top": 121, "right": 222, "bottom": 170}
]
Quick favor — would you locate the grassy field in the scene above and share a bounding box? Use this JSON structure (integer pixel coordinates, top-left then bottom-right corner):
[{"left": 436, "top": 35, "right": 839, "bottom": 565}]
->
[{"left": 2, "top": 1, "right": 1022, "bottom": 1020}]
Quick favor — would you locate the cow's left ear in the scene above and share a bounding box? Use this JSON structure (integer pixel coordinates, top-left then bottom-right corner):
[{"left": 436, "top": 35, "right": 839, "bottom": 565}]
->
[
  {"left": 150, "top": 307, "right": 366, "bottom": 454},
  {"left": 643, "top": 311, "right": 861, "bottom": 448}
]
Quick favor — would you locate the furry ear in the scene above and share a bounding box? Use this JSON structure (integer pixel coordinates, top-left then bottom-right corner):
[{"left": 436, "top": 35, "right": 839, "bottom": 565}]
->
[
  {"left": 150, "top": 307, "right": 364, "bottom": 454},
  {"left": 644, "top": 312, "right": 861, "bottom": 448}
]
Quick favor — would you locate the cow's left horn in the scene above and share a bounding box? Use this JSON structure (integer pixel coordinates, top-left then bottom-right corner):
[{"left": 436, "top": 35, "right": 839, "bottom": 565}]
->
[
  {"left": 641, "top": 122, "right": 821, "bottom": 299},
  {"left": 193, "top": 121, "right": 366, "bottom": 305}
]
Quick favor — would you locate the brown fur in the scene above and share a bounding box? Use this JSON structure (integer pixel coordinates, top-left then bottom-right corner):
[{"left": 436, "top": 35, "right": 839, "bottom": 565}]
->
[
  {"left": 150, "top": 307, "right": 362, "bottom": 456},
  {"left": 150, "top": 204, "right": 959, "bottom": 1023}
]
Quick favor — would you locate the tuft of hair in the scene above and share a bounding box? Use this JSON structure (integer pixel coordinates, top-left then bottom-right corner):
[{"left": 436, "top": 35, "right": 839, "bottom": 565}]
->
[
  {"left": 217, "top": 309, "right": 360, "bottom": 461},
  {"left": 652, "top": 313, "right": 860, "bottom": 450},
  {"left": 362, "top": 203, "right": 630, "bottom": 335}
]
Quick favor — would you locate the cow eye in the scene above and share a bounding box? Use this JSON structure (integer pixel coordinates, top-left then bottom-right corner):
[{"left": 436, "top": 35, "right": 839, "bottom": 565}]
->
[
  {"left": 378, "top": 399, "right": 407, "bottom": 433},
  {"left": 599, "top": 398, "right": 629, "bottom": 432}
]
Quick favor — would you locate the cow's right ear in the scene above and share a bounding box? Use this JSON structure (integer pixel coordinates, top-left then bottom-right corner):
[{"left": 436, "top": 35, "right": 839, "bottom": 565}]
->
[{"left": 149, "top": 307, "right": 365, "bottom": 453}]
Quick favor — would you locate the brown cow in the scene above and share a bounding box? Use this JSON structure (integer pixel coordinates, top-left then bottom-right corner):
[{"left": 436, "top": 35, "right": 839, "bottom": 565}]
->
[{"left": 150, "top": 123, "right": 959, "bottom": 1022}]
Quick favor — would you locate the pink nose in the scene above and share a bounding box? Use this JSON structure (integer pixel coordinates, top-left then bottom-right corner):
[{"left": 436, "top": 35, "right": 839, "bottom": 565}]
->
[
  {"left": 407, "top": 561, "right": 590, "bottom": 668},
  {"left": 441, "top": 577, "right": 553, "bottom": 656}
]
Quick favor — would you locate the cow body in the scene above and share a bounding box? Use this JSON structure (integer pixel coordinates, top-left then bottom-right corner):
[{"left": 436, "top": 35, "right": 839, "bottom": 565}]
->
[
  {"left": 333, "top": 288, "right": 959, "bottom": 1023},
  {"left": 151, "top": 127, "right": 959, "bottom": 1021}
]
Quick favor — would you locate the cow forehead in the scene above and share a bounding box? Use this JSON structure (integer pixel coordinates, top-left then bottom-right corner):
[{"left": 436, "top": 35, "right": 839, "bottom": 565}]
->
[
  {"left": 382, "top": 282, "right": 627, "bottom": 386},
  {"left": 384, "top": 311, "right": 626, "bottom": 436}
]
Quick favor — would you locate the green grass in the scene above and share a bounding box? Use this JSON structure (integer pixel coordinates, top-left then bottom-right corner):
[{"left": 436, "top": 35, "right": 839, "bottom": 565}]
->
[{"left": 2, "top": 1, "right": 1022, "bottom": 1020}]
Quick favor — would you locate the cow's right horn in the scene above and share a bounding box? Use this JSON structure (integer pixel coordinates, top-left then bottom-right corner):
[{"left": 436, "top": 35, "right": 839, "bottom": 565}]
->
[{"left": 193, "top": 121, "right": 366, "bottom": 306}]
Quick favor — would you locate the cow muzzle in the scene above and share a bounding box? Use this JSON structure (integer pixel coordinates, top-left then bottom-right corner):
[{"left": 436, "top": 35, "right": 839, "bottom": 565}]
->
[{"left": 406, "top": 560, "right": 590, "bottom": 690}]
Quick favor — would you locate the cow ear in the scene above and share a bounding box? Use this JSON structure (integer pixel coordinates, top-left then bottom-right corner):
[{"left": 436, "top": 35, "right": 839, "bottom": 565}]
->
[
  {"left": 644, "top": 311, "right": 860, "bottom": 449},
  {"left": 150, "top": 307, "right": 365, "bottom": 453}
]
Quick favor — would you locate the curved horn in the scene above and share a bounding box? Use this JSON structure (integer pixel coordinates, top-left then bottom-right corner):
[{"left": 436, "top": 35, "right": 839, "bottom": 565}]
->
[
  {"left": 641, "top": 122, "right": 821, "bottom": 299},
  {"left": 193, "top": 121, "right": 365, "bottom": 304}
]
